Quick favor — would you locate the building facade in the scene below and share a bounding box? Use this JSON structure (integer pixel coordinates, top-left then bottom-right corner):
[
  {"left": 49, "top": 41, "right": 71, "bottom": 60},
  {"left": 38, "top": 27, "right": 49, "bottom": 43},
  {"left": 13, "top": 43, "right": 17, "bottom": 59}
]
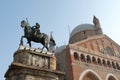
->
[{"left": 55, "top": 16, "right": 120, "bottom": 80}]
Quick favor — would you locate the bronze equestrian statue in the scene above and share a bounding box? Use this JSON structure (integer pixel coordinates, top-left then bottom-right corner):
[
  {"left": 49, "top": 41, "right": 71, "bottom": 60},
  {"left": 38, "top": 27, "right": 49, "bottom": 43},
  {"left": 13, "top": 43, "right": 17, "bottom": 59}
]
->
[{"left": 20, "top": 20, "right": 56, "bottom": 51}]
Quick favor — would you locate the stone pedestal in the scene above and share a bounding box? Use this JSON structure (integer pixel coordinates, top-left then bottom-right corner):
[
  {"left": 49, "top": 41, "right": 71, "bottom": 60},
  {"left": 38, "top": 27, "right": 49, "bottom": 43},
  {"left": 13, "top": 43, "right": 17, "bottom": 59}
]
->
[{"left": 5, "top": 45, "right": 64, "bottom": 80}]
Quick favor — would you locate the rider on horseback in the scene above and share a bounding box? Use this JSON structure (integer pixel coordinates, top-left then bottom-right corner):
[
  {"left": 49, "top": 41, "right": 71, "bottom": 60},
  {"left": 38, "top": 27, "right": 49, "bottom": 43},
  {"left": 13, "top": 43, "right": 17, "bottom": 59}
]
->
[
  {"left": 32, "top": 22, "right": 40, "bottom": 36},
  {"left": 20, "top": 20, "right": 56, "bottom": 51}
]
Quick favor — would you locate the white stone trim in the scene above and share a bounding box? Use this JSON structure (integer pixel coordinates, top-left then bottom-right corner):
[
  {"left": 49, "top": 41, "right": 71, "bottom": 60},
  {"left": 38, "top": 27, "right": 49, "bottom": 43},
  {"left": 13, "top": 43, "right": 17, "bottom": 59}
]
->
[
  {"left": 106, "top": 73, "right": 118, "bottom": 80},
  {"left": 18, "top": 45, "right": 53, "bottom": 54},
  {"left": 79, "top": 69, "right": 102, "bottom": 80}
]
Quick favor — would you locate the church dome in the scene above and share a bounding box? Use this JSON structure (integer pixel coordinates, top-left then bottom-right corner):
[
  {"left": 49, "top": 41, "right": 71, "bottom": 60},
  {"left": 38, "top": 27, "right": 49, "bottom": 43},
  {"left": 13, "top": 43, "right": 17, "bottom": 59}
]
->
[
  {"left": 69, "top": 16, "right": 103, "bottom": 44},
  {"left": 70, "top": 24, "right": 97, "bottom": 38}
]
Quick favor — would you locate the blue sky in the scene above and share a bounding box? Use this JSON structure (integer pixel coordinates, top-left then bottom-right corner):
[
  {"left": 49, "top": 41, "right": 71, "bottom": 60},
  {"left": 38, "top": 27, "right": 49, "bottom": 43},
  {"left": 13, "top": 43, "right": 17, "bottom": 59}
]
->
[{"left": 1, "top": 0, "right": 120, "bottom": 79}]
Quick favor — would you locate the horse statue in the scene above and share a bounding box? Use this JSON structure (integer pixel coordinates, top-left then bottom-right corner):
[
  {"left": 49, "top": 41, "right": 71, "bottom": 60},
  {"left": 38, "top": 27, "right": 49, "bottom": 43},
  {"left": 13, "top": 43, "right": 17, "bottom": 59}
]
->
[{"left": 20, "top": 20, "right": 56, "bottom": 51}]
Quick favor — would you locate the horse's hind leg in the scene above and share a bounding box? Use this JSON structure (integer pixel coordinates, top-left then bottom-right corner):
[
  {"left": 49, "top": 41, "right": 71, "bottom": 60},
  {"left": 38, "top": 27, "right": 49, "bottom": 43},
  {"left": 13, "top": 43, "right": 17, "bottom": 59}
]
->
[
  {"left": 40, "top": 46, "right": 44, "bottom": 53},
  {"left": 45, "top": 46, "right": 49, "bottom": 51}
]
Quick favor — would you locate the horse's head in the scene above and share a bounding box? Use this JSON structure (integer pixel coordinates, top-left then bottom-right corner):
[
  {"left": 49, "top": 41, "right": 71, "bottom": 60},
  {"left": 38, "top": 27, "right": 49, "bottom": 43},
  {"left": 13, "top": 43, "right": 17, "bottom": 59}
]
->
[{"left": 21, "top": 20, "right": 28, "bottom": 28}]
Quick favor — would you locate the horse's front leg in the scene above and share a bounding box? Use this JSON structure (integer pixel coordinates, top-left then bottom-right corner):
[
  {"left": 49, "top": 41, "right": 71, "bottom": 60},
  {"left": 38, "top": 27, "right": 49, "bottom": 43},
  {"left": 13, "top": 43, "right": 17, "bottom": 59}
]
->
[
  {"left": 20, "top": 36, "right": 25, "bottom": 45},
  {"left": 28, "top": 40, "right": 31, "bottom": 47},
  {"left": 41, "top": 46, "right": 44, "bottom": 51}
]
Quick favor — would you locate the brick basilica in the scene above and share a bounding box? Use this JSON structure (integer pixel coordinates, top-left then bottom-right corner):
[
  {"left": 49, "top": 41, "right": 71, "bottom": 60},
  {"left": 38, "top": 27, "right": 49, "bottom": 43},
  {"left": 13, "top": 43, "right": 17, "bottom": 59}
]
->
[{"left": 55, "top": 16, "right": 120, "bottom": 80}]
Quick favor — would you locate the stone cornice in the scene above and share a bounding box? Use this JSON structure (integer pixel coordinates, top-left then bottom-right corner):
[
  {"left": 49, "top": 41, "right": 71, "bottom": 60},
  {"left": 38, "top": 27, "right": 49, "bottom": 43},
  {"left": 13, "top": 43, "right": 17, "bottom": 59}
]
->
[{"left": 5, "top": 62, "right": 65, "bottom": 78}]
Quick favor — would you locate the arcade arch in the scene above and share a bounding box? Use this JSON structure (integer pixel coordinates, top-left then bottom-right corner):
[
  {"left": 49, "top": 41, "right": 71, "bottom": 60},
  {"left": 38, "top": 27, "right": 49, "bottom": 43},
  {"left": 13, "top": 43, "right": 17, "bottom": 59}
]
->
[
  {"left": 106, "top": 73, "right": 118, "bottom": 80},
  {"left": 79, "top": 69, "right": 102, "bottom": 80}
]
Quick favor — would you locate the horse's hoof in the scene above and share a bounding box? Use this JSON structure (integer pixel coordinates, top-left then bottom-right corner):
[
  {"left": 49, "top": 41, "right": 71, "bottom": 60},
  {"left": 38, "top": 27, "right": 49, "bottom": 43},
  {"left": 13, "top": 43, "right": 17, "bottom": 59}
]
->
[
  {"left": 40, "top": 51, "right": 43, "bottom": 53},
  {"left": 19, "top": 43, "right": 23, "bottom": 46},
  {"left": 45, "top": 52, "right": 47, "bottom": 54}
]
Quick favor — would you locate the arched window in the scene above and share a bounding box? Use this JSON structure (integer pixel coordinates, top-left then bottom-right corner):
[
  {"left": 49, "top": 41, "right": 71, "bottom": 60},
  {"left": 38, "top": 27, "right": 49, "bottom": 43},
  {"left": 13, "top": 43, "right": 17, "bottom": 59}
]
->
[
  {"left": 92, "top": 57, "right": 97, "bottom": 64},
  {"left": 112, "top": 62, "right": 116, "bottom": 69},
  {"left": 86, "top": 55, "right": 91, "bottom": 63},
  {"left": 97, "top": 58, "right": 102, "bottom": 65},
  {"left": 74, "top": 52, "right": 79, "bottom": 60},
  {"left": 102, "top": 59, "right": 107, "bottom": 67},
  {"left": 116, "top": 63, "right": 120, "bottom": 70},
  {"left": 107, "top": 61, "right": 111, "bottom": 68},
  {"left": 80, "top": 54, "right": 86, "bottom": 62}
]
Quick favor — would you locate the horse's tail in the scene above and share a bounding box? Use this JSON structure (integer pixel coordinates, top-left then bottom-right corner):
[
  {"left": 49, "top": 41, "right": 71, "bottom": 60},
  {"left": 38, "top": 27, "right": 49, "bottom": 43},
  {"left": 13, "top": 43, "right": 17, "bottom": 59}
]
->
[{"left": 49, "top": 32, "right": 56, "bottom": 46}]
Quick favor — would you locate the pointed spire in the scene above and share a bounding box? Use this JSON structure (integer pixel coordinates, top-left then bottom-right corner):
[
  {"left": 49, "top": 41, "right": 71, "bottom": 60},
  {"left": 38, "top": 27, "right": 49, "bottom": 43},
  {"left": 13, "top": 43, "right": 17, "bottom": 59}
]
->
[
  {"left": 50, "top": 32, "right": 53, "bottom": 40},
  {"left": 93, "top": 15, "right": 100, "bottom": 26},
  {"left": 50, "top": 32, "right": 56, "bottom": 46},
  {"left": 49, "top": 32, "right": 56, "bottom": 53},
  {"left": 93, "top": 15, "right": 103, "bottom": 34}
]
